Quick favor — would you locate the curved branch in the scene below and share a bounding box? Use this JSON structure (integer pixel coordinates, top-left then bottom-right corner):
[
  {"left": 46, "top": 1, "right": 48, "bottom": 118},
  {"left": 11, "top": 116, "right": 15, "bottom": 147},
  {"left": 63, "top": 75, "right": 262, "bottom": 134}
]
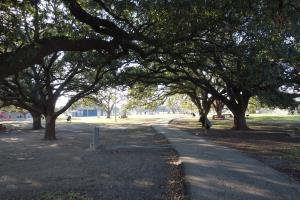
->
[
  {"left": 65, "top": 0, "right": 130, "bottom": 39},
  {"left": 0, "top": 37, "right": 118, "bottom": 79}
]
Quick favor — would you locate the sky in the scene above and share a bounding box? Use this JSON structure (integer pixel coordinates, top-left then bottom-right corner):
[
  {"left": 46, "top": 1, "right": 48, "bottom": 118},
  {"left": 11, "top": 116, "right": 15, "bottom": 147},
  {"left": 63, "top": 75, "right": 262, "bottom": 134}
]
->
[{"left": 56, "top": 96, "right": 69, "bottom": 108}]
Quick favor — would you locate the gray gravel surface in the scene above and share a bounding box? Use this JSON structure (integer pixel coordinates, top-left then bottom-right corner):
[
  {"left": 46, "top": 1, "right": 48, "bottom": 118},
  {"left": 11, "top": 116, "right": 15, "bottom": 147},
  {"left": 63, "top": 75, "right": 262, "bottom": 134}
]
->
[{"left": 0, "top": 122, "right": 174, "bottom": 200}]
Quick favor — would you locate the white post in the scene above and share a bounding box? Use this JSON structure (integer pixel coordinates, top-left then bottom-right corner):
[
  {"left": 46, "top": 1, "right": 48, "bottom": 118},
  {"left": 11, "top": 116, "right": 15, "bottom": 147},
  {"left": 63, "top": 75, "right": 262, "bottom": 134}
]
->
[
  {"left": 90, "top": 126, "right": 100, "bottom": 150},
  {"left": 114, "top": 88, "right": 117, "bottom": 123}
]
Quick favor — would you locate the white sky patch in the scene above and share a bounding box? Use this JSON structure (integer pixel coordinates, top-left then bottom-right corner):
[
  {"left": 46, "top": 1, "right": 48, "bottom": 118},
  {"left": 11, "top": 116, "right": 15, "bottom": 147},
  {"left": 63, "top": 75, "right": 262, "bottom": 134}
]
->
[
  {"left": 56, "top": 96, "right": 69, "bottom": 108},
  {"left": 284, "top": 36, "right": 295, "bottom": 44}
]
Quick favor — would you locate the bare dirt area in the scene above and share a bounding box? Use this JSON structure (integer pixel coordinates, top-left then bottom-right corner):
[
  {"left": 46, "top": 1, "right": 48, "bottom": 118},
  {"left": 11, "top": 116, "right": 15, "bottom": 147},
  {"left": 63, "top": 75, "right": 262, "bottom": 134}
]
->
[
  {"left": 0, "top": 121, "right": 184, "bottom": 200},
  {"left": 170, "top": 118, "right": 300, "bottom": 183}
]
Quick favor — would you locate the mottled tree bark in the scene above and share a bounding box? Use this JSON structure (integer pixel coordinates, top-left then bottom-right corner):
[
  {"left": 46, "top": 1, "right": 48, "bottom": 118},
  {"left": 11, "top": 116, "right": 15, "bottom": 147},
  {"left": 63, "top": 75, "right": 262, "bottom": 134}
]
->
[
  {"left": 232, "top": 109, "right": 248, "bottom": 130},
  {"left": 213, "top": 100, "right": 224, "bottom": 117},
  {"left": 44, "top": 114, "right": 57, "bottom": 140},
  {"left": 31, "top": 112, "right": 43, "bottom": 130}
]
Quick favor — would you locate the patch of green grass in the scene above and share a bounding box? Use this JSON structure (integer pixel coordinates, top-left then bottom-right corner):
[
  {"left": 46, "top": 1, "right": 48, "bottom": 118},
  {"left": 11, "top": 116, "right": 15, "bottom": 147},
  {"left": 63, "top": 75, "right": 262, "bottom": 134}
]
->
[
  {"left": 247, "top": 114, "right": 300, "bottom": 130},
  {"left": 282, "top": 148, "right": 300, "bottom": 170},
  {"left": 56, "top": 115, "right": 166, "bottom": 125},
  {"left": 174, "top": 114, "right": 300, "bottom": 130},
  {"left": 209, "top": 120, "right": 233, "bottom": 129},
  {"left": 211, "top": 114, "right": 300, "bottom": 130},
  {"left": 39, "top": 192, "right": 93, "bottom": 200},
  {"left": 248, "top": 114, "right": 300, "bottom": 124}
]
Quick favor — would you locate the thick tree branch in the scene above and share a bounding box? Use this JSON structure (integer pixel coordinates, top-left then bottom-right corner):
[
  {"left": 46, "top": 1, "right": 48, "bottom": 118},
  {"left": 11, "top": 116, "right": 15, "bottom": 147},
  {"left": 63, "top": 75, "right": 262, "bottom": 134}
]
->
[
  {"left": 65, "top": 0, "right": 131, "bottom": 39},
  {"left": 0, "top": 37, "right": 118, "bottom": 79}
]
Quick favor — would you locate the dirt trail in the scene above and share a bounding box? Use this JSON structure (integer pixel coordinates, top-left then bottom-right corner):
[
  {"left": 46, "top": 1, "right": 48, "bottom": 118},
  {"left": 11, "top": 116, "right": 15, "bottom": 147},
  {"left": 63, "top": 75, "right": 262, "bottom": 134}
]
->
[{"left": 0, "top": 122, "right": 182, "bottom": 200}]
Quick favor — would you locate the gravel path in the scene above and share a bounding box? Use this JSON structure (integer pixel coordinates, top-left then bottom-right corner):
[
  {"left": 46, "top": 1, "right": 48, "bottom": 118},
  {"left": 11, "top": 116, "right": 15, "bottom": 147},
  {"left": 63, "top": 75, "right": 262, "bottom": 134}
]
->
[{"left": 0, "top": 122, "right": 178, "bottom": 200}]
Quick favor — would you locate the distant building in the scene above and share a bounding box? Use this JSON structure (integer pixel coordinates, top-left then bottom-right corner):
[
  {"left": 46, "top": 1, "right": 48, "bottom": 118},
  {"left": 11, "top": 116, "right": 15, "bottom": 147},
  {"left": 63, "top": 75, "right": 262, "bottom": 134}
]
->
[
  {"left": 0, "top": 111, "right": 28, "bottom": 121},
  {"left": 70, "top": 107, "right": 104, "bottom": 117}
]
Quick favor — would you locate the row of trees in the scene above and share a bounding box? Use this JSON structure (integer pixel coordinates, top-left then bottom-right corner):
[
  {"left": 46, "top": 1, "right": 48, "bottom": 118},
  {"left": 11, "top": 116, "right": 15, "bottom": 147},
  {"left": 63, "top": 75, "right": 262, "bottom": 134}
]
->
[
  {"left": 1, "top": 1, "right": 299, "bottom": 138},
  {"left": 121, "top": 1, "right": 299, "bottom": 129}
]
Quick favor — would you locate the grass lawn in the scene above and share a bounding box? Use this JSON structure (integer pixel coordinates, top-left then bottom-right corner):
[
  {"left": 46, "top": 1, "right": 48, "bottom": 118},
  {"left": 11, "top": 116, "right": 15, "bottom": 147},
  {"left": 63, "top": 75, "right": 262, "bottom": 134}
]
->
[
  {"left": 62, "top": 116, "right": 162, "bottom": 125},
  {"left": 170, "top": 114, "right": 300, "bottom": 182},
  {"left": 202, "top": 114, "right": 300, "bottom": 130},
  {"left": 1, "top": 114, "right": 180, "bottom": 130}
]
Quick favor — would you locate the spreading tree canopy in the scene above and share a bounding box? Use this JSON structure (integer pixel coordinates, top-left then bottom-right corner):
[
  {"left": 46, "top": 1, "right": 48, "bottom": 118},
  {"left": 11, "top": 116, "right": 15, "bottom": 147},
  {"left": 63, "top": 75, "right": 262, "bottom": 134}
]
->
[
  {"left": 1, "top": 0, "right": 299, "bottom": 131},
  {"left": 0, "top": 0, "right": 154, "bottom": 78},
  {"left": 121, "top": 0, "right": 300, "bottom": 129},
  {"left": 0, "top": 51, "right": 120, "bottom": 139}
]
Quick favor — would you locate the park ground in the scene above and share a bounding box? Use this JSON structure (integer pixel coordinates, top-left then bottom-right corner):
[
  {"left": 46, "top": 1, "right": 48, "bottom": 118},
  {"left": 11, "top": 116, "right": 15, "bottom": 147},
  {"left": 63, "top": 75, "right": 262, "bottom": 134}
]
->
[
  {"left": 170, "top": 114, "right": 300, "bottom": 183},
  {"left": 0, "top": 115, "right": 185, "bottom": 200},
  {"left": 1, "top": 114, "right": 300, "bottom": 199}
]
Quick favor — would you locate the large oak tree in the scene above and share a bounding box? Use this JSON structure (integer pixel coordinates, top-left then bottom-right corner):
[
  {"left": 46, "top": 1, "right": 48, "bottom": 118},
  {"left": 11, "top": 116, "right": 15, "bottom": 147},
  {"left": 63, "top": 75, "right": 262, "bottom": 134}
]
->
[{"left": 0, "top": 51, "right": 120, "bottom": 139}]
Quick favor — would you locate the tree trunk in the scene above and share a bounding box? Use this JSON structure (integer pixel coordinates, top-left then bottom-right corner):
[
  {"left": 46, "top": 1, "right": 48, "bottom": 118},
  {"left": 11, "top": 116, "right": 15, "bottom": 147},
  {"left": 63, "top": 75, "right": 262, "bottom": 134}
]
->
[
  {"left": 225, "top": 92, "right": 250, "bottom": 130},
  {"left": 232, "top": 109, "right": 249, "bottom": 130},
  {"left": 44, "top": 115, "right": 57, "bottom": 140},
  {"left": 198, "top": 110, "right": 207, "bottom": 122},
  {"left": 31, "top": 112, "right": 43, "bottom": 130},
  {"left": 106, "top": 110, "right": 111, "bottom": 118},
  {"left": 213, "top": 100, "right": 224, "bottom": 117},
  {"left": 216, "top": 110, "right": 222, "bottom": 117},
  {"left": 196, "top": 101, "right": 211, "bottom": 122},
  {"left": 190, "top": 95, "right": 212, "bottom": 123}
]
